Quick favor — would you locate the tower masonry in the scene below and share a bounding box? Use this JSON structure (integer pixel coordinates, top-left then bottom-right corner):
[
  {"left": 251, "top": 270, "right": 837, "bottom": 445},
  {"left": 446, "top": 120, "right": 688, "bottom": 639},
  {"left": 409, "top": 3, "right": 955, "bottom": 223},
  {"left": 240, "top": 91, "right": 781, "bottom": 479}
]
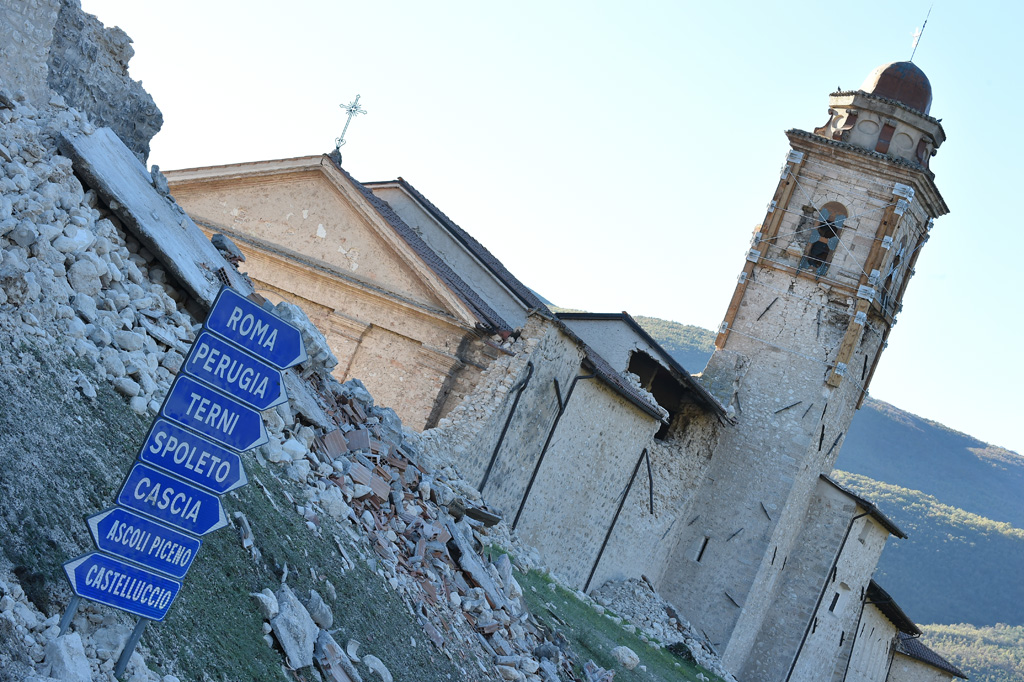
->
[{"left": 657, "top": 61, "right": 948, "bottom": 675}]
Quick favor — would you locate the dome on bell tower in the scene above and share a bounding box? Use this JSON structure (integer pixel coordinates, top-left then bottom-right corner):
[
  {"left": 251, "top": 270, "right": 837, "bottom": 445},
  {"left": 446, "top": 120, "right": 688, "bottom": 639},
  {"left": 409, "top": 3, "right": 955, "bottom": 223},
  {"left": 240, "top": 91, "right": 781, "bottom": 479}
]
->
[{"left": 860, "top": 61, "right": 932, "bottom": 115}]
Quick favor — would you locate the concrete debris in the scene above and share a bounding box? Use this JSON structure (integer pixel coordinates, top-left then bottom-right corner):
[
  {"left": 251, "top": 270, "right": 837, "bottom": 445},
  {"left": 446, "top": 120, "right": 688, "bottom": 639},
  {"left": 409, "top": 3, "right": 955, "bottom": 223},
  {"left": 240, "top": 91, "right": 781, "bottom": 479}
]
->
[
  {"left": 582, "top": 660, "right": 614, "bottom": 682},
  {"left": 270, "top": 584, "right": 318, "bottom": 669},
  {"left": 43, "top": 633, "right": 92, "bottom": 682},
  {"left": 251, "top": 589, "right": 279, "bottom": 621},
  {"left": 314, "top": 630, "right": 362, "bottom": 682},
  {"left": 361, "top": 654, "right": 393, "bottom": 682},
  {"left": 592, "top": 577, "right": 737, "bottom": 681},
  {"left": 305, "top": 590, "right": 333, "bottom": 630}
]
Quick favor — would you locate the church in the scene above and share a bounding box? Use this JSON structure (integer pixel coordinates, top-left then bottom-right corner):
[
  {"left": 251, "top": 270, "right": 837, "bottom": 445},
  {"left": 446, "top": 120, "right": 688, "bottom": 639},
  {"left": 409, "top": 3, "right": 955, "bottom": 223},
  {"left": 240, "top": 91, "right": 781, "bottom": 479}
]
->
[{"left": 165, "top": 60, "right": 965, "bottom": 681}]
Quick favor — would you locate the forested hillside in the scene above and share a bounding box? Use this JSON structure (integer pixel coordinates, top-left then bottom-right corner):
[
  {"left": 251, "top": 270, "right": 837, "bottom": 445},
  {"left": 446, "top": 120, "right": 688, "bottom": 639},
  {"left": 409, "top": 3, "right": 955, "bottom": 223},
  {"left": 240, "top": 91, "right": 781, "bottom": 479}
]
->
[
  {"left": 831, "top": 471, "right": 1024, "bottom": 627},
  {"left": 919, "top": 624, "right": 1024, "bottom": 682}
]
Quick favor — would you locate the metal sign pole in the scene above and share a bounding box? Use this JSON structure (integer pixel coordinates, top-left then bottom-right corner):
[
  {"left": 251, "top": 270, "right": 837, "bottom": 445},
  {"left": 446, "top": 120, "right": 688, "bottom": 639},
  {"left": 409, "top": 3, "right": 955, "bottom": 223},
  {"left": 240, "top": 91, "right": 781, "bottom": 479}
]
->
[
  {"left": 58, "top": 595, "right": 80, "bottom": 636},
  {"left": 114, "top": 617, "right": 151, "bottom": 680}
]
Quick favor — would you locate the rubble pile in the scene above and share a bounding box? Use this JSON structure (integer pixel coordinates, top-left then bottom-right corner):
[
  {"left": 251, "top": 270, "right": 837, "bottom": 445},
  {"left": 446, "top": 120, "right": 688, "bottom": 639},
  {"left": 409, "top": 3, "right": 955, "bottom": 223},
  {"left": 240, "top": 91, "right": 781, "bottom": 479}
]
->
[
  {"left": 250, "top": 377, "right": 576, "bottom": 682},
  {"left": 0, "top": 575, "right": 177, "bottom": 682},
  {"left": 0, "top": 87, "right": 194, "bottom": 415},
  {"left": 591, "top": 578, "right": 737, "bottom": 682}
]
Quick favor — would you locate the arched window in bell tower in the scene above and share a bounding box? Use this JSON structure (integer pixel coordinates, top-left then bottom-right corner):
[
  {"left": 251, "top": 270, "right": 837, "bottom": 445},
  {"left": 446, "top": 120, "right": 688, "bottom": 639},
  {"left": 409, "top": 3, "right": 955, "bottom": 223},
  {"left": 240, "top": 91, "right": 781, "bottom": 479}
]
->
[{"left": 799, "top": 201, "right": 847, "bottom": 277}]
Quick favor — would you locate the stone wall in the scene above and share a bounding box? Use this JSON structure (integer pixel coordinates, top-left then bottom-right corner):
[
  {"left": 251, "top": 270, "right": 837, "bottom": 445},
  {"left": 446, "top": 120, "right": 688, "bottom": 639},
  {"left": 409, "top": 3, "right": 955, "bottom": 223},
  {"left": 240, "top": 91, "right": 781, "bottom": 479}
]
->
[
  {"left": 788, "top": 497, "right": 891, "bottom": 681},
  {"left": 591, "top": 404, "right": 721, "bottom": 591},
  {"left": 844, "top": 604, "right": 897, "bottom": 682},
  {"left": 419, "top": 314, "right": 586, "bottom": 506},
  {"left": 0, "top": 0, "right": 60, "bottom": 103},
  {"left": 418, "top": 313, "right": 727, "bottom": 590},
  {"left": 47, "top": 0, "right": 163, "bottom": 161},
  {"left": 513, "top": 377, "right": 659, "bottom": 588},
  {"left": 888, "top": 655, "right": 955, "bottom": 682}
]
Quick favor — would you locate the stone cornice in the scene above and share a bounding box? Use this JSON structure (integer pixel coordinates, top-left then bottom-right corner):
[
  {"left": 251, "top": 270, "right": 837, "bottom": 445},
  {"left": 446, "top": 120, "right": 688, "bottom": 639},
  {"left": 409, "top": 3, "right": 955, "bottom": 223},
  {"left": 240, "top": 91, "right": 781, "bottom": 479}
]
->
[{"left": 786, "top": 130, "right": 949, "bottom": 218}]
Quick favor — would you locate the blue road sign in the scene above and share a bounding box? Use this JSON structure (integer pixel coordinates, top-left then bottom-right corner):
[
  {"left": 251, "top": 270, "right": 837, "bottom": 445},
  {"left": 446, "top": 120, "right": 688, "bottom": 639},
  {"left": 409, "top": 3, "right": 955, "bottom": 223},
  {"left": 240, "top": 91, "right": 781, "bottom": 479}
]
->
[
  {"left": 183, "top": 331, "right": 287, "bottom": 411},
  {"left": 138, "top": 418, "right": 248, "bottom": 494},
  {"left": 204, "top": 287, "right": 307, "bottom": 369},
  {"left": 161, "top": 375, "right": 268, "bottom": 453},
  {"left": 63, "top": 552, "right": 181, "bottom": 621},
  {"left": 117, "top": 463, "right": 228, "bottom": 536},
  {"left": 87, "top": 508, "right": 201, "bottom": 580}
]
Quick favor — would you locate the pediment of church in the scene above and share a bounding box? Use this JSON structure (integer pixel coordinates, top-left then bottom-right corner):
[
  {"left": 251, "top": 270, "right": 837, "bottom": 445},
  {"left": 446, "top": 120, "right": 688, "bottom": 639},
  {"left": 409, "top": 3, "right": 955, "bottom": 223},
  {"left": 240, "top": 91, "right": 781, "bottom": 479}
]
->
[{"left": 166, "top": 157, "right": 475, "bottom": 324}]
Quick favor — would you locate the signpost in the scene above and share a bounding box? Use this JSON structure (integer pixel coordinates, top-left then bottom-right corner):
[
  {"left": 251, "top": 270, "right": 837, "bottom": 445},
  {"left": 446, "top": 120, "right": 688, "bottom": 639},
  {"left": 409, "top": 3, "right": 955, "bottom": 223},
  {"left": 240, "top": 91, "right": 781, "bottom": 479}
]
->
[
  {"left": 203, "top": 288, "right": 307, "bottom": 369},
  {"left": 63, "top": 553, "right": 181, "bottom": 622},
  {"left": 59, "top": 286, "right": 308, "bottom": 678},
  {"left": 87, "top": 508, "right": 201, "bottom": 580},
  {"left": 138, "top": 418, "right": 248, "bottom": 495},
  {"left": 117, "top": 463, "right": 229, "bottom": 537},
  {"left": 161, "top": 375, "right": 269, "bottom": 452},
  {"left": 183, "top": 331, "right": 287, "bottom": 411}
]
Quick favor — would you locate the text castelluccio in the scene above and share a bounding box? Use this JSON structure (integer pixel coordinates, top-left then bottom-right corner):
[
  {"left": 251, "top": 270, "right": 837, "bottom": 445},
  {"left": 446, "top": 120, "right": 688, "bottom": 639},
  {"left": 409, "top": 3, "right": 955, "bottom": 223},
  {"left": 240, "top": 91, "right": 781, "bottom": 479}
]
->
[{"left": 84, "top": 565, "right": 175, "bottom": 609}]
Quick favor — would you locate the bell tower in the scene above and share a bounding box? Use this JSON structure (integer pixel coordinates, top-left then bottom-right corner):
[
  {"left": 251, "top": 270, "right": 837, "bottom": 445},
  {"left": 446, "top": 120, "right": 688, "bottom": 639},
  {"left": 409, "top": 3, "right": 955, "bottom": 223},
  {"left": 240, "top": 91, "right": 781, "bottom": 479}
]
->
[{"left": 658, "top": 62, "right": 948, "bottom": 674}]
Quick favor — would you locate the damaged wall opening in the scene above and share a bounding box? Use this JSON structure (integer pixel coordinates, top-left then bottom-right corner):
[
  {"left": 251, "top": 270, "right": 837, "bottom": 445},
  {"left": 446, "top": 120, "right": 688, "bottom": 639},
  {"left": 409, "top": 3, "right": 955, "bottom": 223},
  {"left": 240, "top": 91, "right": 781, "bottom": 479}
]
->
[{"left": 627, "top": 350, "right": 699, "bottom": 440}]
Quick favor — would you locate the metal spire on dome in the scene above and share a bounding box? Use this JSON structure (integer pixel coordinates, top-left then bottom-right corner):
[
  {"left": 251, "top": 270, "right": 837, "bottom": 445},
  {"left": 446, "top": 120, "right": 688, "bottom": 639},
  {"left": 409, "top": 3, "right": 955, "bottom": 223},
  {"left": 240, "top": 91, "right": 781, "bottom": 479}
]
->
[
  {"left": 910, "top": 5, "right": 932, "bottom": 62},
  {"left": 335, "top": 95, "right": 367, "bottom": 150}
]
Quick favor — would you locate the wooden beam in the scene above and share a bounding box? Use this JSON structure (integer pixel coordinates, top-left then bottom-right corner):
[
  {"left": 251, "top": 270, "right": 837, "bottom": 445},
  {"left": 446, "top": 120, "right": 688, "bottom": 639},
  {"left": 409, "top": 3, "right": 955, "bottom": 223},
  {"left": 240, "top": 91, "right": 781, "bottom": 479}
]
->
[
  {"left": 826, "top": 298, "right": 870, "bottom": 387},
  {"left": 716, "top": 151, "right": 806, "bottom": 348}
]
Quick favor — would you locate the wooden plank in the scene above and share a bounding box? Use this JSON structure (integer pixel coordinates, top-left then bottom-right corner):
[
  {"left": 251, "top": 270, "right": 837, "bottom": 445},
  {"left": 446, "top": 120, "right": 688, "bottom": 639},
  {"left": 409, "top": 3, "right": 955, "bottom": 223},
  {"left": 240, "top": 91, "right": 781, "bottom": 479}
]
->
[
  {"left": 58, "top": 128, "right": 251, "bottom": 307},
  {"left": 762, "top": 155, "right": 806, "bottom": 242},
  {"left": 717, "top": 152, "right": 805, "bottom": 348},
  {"left": 827, "top": 298, "right": 870, "bottom": 387}
]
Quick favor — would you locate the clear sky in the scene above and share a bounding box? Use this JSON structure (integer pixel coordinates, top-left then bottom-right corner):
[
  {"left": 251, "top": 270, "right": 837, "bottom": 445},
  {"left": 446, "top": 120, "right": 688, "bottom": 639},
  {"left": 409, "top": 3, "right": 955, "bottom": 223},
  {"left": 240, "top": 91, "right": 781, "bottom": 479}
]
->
[{"left": 80, "top": 0, "right": 1022, "bottom": 455}]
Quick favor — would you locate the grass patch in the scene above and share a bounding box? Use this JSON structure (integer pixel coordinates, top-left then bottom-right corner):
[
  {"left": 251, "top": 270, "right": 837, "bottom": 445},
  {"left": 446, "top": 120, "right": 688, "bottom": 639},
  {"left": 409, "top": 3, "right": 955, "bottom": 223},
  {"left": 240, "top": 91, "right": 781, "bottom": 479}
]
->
[{"left": 513, "top": 564, "right": 724, "bottom": 681}]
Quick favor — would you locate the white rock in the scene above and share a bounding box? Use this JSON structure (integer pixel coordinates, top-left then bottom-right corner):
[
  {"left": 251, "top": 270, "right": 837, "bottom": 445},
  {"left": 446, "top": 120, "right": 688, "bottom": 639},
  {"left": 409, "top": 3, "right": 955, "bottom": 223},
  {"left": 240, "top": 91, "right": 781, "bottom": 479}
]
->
[
  {"left": 281, "top": 437, "right": 307, "bottom": 460},
  {"left": 251, "top": 588, "right": 279, "bottom": 620},
  {"left": 319, "top": 486, "right": 352, "bottom": 520},
  {"left": 496, "top": 664, "right": 524, "bottom": 681},
  {"left": 66, "top": 259, "right": 102, "bottom": 295},
  {"left": 113, "top": 377, "right": 140, "bottom": 397},
  {"left": 611, "top": 645, "right": 639, "bottom": 670},
  {"left": 305, "top": 589, "right": 333, "bottom": 629},
  {"left": 44, "top": 633, "right": 92, "bottom": 682}
]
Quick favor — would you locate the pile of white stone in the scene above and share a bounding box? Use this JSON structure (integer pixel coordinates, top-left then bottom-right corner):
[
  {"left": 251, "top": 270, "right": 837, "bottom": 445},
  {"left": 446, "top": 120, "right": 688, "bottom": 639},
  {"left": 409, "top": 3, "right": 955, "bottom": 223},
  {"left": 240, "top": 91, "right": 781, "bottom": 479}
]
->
[
  {"left": 0, "top": 86, "right": 192, "bottom": 416},
  {"left": 247, "top": 380, "right": 570, "bottom": 682},
  {"left": 0, "top": 575, "right": 176, "bottom": 682},
  {"left": 591, "top": 577, "right": 737, "bottom": 682}
]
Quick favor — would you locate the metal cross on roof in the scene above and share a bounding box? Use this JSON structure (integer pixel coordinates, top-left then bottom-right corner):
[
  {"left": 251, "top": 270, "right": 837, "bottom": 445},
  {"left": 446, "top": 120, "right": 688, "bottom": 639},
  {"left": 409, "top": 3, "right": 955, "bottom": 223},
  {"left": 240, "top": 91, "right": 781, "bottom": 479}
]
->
[{"left": 335, "top": 95, "right": 367, "bottom": 150}]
